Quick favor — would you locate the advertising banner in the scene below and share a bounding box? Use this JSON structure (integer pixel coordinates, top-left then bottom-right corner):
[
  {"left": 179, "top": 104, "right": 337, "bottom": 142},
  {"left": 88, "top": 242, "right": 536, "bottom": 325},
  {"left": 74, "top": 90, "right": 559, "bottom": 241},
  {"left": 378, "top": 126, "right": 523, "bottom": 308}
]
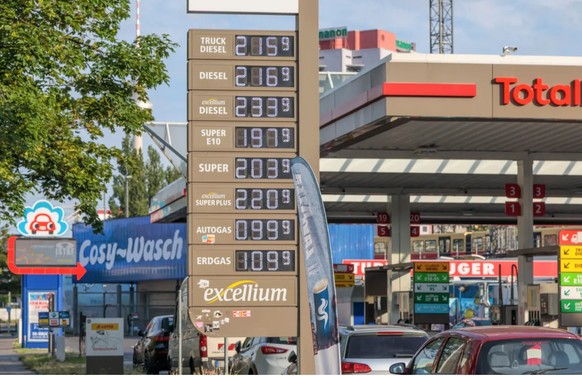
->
[
  {"left": 27, "top": 292, "right": 50, "bottom": 343},
  {"left": 85, "top": 318, "right": 124, "bottom": 356},
  {"left": 291, "top": 157, "right": 340, "bottom": 375},
  {"left": 73, "top": 216, "right": 186, "bottom": 283}
]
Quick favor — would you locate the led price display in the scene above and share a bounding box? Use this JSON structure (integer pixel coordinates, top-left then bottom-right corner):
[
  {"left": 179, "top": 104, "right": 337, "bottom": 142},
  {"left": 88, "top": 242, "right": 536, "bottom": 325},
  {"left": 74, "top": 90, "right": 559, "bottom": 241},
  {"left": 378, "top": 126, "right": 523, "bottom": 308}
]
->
[
  {"left": 235, "top": 157, "right": 292, "bottom": 179},
  {"left": 235, "top": 250, "right": 295, "bottom": 272},
  {"left": 235, "top": 35, "right": 294, "bottom": 57},
  {"left": 235, "top": 96, "right": 294, "bottom": 118},
  {"left": 235, "top": 127, "right": 295, "bottom": 149},
  {"left": 235, "top": 66, "right": 294, "bottom": 88},
  {"left": 235, "top": 219, "right": 295, "bottom": 241},
  {"left": 235, "top": 188, "right": 295, "bottom": 210}
]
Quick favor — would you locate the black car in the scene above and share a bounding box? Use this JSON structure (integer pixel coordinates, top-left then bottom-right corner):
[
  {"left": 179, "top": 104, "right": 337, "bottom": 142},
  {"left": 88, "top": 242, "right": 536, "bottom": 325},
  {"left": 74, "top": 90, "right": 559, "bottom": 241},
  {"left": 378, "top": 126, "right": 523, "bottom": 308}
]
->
[{"left": 133, "top": 315, "right": 173, "bottom": 374}]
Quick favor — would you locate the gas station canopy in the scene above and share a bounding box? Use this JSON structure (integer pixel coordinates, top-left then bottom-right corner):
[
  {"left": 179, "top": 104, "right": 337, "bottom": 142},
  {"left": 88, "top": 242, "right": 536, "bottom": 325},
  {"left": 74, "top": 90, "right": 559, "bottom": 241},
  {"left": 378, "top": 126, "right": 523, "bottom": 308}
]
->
[{"left": 319, "top": 53, "right": 582, "bottom": 224}]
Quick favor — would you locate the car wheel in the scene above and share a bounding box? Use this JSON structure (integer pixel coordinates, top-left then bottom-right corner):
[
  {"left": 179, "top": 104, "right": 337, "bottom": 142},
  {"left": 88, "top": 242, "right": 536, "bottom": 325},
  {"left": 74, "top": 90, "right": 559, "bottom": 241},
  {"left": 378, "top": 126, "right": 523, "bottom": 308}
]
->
[{"left": 144, "top": 353, "right": 159, "bottom": 375}]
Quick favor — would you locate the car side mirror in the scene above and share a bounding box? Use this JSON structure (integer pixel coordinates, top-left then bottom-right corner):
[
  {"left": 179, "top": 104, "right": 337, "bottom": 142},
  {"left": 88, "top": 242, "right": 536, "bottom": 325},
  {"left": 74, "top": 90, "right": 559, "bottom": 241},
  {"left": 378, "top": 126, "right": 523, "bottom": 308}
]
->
[
  {"left": 138, "top": 329, "right": 144, "bottom": 337},
  {"left": 235, "top": 341, "right": 241, "bottom": 353},
  {"left": 389, "top": 362, "right": 406, "bottom": 374},
  {"left": 287, "top": 351, "right": 297, "bottom": 363}
]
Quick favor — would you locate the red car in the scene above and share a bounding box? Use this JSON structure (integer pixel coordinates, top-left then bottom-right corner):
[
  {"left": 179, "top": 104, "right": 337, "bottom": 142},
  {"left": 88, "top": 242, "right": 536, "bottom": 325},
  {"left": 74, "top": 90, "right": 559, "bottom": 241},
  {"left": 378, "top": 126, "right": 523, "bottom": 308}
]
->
[
  {"left": 389, "top": 326, "right": 582, "bottom": 375},
  {"left": 30, "top": 213, "right": 56, "bottom": 234}
]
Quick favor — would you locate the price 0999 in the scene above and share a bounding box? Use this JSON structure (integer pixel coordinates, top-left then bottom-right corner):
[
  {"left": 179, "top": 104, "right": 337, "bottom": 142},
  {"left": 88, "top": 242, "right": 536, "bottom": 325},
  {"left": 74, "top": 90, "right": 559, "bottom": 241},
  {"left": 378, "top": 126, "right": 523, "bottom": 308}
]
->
[{"left": 235, "top": 219, "right": 294, "bottom": 241}]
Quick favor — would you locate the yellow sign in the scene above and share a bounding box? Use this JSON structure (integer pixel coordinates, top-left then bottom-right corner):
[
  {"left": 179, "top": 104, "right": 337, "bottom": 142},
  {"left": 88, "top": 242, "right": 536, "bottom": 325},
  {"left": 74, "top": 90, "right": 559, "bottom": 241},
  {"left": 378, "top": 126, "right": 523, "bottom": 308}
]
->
[
  {"left": 334, "top": 273, "right": 354, "bottom": 282},
  {"left": 414, "top": 262, "right": 449, "bottom": 273},
  {"left": 91, "top": 323, "right": 119, "bottom": 331},
  {"left": 560, "top": 260, "right": 582, "bottom": 273},
  {"left": 334, "top": 272, "right": 355, "bottom": 287},
  {"left": 560, "top": 246, "right": 582, "bottom": 259}
]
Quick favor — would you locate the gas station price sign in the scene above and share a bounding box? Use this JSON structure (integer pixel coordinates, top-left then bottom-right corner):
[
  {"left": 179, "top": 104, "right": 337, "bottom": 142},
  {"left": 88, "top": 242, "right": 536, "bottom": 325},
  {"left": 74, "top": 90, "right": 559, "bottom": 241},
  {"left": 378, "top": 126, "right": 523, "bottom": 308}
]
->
[
  {"left": 186, "top": 9, "right": 317, "bottom": 344},
  {"left": 189, "top": 183, "right": 295, "bottom": 213},
  {"left": 189, "top": 61, "right": 296, "bottom": 91},
  {"left": 189, "top": 123, "right": 296, "bottom": 153},
  {"left": 189, "top": 154, "right": 296, "bottom": 182},
  {"left": 188, "top": 92, "right": 296, "bottom": 121},
  {"left": 188, "top": 30, "right": 296, "bottom": 60}
]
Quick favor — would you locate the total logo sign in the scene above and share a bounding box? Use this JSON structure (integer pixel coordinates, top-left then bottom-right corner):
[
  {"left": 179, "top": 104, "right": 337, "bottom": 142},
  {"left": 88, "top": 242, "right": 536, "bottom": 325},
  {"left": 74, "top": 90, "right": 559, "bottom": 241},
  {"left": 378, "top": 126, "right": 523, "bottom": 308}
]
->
[{"left": 17, "top": 200, "right": 68, "bottom": 236}]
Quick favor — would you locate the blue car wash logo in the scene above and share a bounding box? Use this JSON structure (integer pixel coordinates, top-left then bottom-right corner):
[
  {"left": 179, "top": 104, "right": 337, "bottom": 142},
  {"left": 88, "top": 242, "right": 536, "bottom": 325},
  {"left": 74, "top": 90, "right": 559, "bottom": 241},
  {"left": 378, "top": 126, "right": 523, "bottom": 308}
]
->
[{"left": 17, "top": 200, "right": 68, "bottom": 236}]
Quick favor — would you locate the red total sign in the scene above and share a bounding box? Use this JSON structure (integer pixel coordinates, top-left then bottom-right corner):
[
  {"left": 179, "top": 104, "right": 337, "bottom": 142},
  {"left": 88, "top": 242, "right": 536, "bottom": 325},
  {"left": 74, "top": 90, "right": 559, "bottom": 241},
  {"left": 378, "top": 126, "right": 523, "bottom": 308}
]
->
[{"left": 494, "top": 77, "right": 582, "bottom": 106}]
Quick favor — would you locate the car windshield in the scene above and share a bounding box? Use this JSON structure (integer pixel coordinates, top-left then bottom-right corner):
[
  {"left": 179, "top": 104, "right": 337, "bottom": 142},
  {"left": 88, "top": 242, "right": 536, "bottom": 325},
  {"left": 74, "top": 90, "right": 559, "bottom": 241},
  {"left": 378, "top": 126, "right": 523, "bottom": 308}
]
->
[
  {"left": 476, "top": 338, "right": 582, "bottom": 374},
  {"left": 345, "top": 333, "right": 428, "bottom": 358}
]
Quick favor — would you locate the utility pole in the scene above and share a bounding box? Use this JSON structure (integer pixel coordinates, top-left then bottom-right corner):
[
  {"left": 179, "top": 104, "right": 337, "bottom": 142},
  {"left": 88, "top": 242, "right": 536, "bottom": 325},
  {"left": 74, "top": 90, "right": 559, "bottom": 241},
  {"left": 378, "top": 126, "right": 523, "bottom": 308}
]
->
[{"left": 429, "top": 0, "right": 454, "bottom": 54}]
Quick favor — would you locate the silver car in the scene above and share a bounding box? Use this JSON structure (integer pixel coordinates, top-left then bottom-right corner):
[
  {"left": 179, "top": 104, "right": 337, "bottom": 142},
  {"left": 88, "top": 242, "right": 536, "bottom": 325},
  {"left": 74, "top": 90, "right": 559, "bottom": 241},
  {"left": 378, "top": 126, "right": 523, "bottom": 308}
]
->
[{"left": 339, "top": 324, "right": 429, "bottom": 374}]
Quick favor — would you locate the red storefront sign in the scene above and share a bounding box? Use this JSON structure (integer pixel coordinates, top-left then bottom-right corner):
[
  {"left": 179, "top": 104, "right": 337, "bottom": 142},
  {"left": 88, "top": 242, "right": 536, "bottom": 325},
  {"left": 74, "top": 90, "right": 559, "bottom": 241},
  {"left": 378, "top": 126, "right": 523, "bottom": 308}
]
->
[
  {"left": 494, "top": 77, "right": 582, "bottom": 106},
  {"left": 342, "top": 259, "right": 557, "bottom": 278}
]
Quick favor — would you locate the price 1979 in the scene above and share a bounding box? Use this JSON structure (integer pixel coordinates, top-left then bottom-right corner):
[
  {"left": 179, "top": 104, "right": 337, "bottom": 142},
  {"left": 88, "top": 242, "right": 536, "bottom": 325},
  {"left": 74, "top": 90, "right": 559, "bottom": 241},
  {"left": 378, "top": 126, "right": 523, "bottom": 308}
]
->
[{"left": 235, "top": 127, "right": 295, "bottom": 149}]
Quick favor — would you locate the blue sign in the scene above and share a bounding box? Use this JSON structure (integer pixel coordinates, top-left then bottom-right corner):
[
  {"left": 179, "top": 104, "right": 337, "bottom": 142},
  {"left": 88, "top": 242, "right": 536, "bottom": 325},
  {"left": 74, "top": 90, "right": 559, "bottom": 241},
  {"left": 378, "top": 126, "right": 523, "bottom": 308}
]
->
[
  {"left": 414, "top": 303, "right": 450, "bottom": 314},
  {"left": 73, "top": 216, "right": 187, "bottom": 283},
  {"left": 29, "top": 323, "right": 49, "bottom": 341}
]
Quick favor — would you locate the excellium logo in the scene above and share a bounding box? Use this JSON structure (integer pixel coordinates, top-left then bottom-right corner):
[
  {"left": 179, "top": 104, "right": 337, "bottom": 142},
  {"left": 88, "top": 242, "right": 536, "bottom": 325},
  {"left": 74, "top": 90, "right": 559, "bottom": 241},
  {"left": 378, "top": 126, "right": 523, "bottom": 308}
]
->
[{"left": 198, "top": 279, "right": 288, "bottom": 304}]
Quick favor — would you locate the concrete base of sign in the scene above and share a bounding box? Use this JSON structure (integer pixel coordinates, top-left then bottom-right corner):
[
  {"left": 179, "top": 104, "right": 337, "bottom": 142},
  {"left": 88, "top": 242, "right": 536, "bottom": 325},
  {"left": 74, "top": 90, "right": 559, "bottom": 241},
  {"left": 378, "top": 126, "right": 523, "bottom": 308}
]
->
[
  {"left": 86, "top": 356, "right": 123, "bottom": 374},
  {"left": 55, "top": 336, "right": 65, "bottom": 362}
]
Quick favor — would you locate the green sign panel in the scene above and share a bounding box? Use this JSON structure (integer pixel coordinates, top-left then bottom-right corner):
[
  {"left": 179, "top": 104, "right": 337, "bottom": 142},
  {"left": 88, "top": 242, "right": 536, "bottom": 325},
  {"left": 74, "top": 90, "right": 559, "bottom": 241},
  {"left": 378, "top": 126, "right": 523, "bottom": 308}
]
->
[
  {"left": 396, "top": 39, "right": 413, "bottom": 51},
  {"left": 414, "top": 272, "right": 449, "bottom": 283},
  {"left": 561, "top": 299, "right": 582, "bottom": 313},
  {"left": 319, "top": 27, "right": 347, "bottom": 41},
  {"left": 414, "top": 293, "right": 449, "bottom": 304},
  {"left": 560, "top": 272, "right": 582, "bottom": 286}
]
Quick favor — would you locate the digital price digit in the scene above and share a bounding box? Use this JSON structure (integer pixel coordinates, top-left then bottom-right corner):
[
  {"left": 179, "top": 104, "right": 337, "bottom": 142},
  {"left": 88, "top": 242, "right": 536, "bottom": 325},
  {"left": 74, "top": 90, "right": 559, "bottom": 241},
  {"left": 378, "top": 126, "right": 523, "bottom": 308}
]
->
[
  {"left": 234, "top": 35, "right": 294, "bottom": 57},
  {"left": 235, "top": 158, "right": 292, "bottom": 179},
  {"left": 235, "top": 127, "right": 295, "bottom": 149},
  {"left": 234, "top": 66, "right": 294, "bottom": 88},
  {"left": 234, "top": 219, "right": 295, "bottom": 241},
  {"left": 235, "top": 188, "right": 295, "bottom": 210},
  {"left": 234, "top": 96, "right": 294, "bottom": 118},
  {"left": 235, "top": 250, "right": 295, "bottom": 272}
]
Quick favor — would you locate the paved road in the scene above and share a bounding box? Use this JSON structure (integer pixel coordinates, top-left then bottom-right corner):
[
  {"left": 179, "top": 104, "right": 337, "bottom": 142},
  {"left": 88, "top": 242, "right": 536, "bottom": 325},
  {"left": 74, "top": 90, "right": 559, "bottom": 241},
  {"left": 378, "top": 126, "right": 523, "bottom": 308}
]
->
[
  {"left": 0, "top": 335, "right": 34, "bottom": 375},
  {"left": 0, "top": 334, "right": 142, "bottom": 375}
]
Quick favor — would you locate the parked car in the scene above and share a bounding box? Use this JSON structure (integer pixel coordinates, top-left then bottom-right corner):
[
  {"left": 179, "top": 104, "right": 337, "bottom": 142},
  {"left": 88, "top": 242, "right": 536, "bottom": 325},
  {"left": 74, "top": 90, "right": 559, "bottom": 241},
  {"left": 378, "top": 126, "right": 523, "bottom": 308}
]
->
[
  {"left": 281, "top": 351, "right": 297, "bottom": 375},
  {"left": 389, "top": 326, "right": 582, "bottom": 375},
  {"left": 339, "top": 324, "right": 430, "bottom": 374},
  {"left": 452, "top": 317, "right": 492, "bottom": 328},
  {"left": 230, "top": 337, "right": 297, "bottom": 375},
  {"left": 133, "top": 315, "right": 173, "bottom": 374},
  {"left": 167, "top": 278, "right": 244, "bottom": 374}
]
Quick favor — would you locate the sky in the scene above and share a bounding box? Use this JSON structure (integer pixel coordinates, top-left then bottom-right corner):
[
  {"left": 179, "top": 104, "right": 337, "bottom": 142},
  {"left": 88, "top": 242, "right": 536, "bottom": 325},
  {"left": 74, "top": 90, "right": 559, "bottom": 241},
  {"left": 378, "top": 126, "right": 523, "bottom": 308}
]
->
[
  {"left": 118, "top": 0, "right": 582, "bottom": 126},
  {"left": 14, "top": 0, "right": 582, "bottom": 228}
]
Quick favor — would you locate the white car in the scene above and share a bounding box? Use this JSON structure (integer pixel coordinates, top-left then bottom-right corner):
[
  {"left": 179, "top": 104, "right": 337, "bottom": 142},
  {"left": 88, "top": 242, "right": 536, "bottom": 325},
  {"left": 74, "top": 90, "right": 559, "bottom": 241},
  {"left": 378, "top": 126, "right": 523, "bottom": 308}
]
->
[
  {"left": 339, "top": 324, "right": 429, "bottom": 374},
  {"left": 230, "top": 337, "right": 297, "bottom": 375}
]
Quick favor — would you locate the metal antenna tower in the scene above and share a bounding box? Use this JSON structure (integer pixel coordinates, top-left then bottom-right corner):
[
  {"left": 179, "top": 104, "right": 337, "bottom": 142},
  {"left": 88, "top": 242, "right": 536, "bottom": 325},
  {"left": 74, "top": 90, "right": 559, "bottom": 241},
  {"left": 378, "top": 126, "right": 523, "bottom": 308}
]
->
[{"left": 429, "top": 0, "right": 454, "bottom": 54}]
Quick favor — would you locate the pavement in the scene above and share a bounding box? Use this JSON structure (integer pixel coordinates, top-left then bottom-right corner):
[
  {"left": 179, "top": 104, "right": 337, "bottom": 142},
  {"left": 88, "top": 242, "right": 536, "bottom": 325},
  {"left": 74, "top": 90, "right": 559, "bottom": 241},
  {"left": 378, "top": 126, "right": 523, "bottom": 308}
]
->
[{"left": 0, "top": 332, "right": 141, "bottom": 375}]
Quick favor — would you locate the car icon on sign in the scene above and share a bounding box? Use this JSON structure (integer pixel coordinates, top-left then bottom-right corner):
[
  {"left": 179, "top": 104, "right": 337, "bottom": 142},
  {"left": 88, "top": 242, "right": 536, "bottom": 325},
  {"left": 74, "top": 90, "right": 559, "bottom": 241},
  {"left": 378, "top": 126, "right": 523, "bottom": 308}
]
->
[{"left": 30, "top": 213, "right": 56, "bottom": 234}]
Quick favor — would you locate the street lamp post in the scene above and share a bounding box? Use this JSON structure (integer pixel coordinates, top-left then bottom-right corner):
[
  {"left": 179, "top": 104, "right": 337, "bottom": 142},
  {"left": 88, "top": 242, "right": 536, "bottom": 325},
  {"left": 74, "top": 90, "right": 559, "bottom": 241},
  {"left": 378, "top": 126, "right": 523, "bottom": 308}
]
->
[{"left": 125, "top": 175, "right": 132, "bottom": 218}]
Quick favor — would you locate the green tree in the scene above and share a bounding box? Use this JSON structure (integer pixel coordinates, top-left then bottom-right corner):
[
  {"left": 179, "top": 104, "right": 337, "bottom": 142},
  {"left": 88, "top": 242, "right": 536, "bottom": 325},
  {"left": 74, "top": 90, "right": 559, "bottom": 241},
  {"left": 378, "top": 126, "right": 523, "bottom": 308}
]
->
[
  {"left": 0, "top": 1, "right": 177, "bottom": 231},
  {"left": 109, "top": 137, "right": 182, "bottom": 217},
  {"left": 0, "top": 226, "right": 21, "bottom": 303}
]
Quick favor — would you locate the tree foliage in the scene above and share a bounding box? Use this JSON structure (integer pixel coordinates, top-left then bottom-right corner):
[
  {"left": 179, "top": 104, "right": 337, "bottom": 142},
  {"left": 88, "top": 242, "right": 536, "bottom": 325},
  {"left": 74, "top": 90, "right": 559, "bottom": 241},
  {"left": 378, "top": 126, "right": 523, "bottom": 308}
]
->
[
  {"left": 0, "top": 226, "right": 21, "bottom": 300},
  {"left": 0, "top": 1, "right": 177, "bottom": 231},
  {"left": 109, "top": 136, "right": 182, "bottom": 218}
]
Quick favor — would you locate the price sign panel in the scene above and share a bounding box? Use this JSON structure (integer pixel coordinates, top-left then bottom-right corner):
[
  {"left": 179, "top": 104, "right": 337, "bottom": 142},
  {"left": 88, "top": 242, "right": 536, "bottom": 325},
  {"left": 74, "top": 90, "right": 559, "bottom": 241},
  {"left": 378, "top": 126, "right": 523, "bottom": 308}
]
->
[{"left": 186, "top": 4, "right": 318, "bottom": 366}]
